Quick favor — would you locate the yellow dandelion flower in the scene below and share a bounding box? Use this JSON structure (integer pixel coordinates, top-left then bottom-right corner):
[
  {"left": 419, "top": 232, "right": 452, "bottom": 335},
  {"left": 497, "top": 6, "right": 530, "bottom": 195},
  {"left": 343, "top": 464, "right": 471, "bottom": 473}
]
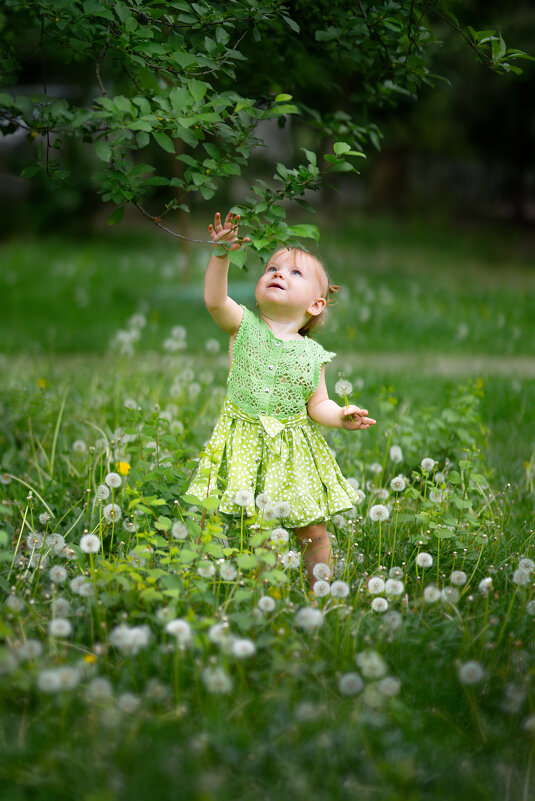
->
[
  {"left": 37, "top": 378, "right": 48, "bottom": 389},
  {"left": 83, "top": 654, "right": 97, "bottom": 664},
  {"left": 116, "top": 461, "right": 131, "bottom": 475}
]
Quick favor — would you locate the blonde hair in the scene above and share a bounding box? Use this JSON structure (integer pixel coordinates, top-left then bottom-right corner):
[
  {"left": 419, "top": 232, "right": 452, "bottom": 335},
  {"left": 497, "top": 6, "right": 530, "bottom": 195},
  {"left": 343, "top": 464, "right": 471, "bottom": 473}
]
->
[{"left": 267, "top": 247, "right": 339, "bottom": 337}]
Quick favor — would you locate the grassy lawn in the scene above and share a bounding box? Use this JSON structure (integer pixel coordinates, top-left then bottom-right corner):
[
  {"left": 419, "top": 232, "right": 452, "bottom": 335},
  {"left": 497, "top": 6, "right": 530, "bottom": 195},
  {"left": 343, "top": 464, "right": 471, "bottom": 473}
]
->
[{"left": 1, "top": 215, "right": 534, "bottom": 801}]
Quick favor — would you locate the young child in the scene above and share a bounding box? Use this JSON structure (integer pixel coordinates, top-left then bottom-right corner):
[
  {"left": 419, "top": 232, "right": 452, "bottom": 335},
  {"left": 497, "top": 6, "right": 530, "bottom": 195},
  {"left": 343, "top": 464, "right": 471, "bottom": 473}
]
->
[{"left": 187, "top": 211, "right": 376, "bottom": 590}]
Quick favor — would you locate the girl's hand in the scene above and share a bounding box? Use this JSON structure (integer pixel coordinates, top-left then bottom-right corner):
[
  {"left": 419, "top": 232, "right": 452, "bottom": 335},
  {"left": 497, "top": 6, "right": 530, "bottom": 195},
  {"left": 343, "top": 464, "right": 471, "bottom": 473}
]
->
[
  {"left": 340, "top": 405, "right": 377, "bottom": 430},
  {"left": 209, "top": 211, "right": 250, "bottom": 256}
]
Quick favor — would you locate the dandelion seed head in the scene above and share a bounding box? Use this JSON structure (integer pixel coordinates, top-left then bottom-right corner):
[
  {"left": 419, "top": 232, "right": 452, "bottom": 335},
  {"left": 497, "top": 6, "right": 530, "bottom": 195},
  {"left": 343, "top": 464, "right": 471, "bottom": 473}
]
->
[
  {"left": 273, "top": 500, "right": 291, "bottom": 518},
  {"left": 280, "top": 550, "right": 301, "bottom": 569},
  {"left": 118, "top": 692, "right": 141, "bottom": 714},
  {"left": 270, "top": 527, "right": 290, "bottom": 545},
  {"left": 375, "top": 487, "right": 390, "bottom": 501},
  {"left": 294, "top": 607, "right": 324, "bottom": 630},
  {"left": 313, "top": 580, "right": 331, "bottom": 597},
  {"left": 423, "top": 584, "right": 441, "bottom": 603},
  {"left": 49, "top": 618, "right": 72, "bottom": 638},
  {"left": 385, "top": 578, "right": 404, "bottom": 596},
  {"left": 171, "top": 521, "right": 188, "bottom": 540},
  {"left": 338, "top": 672, "right": 364, "bottom": 696},
  {"left": 451, "top": 570, "right": 467, "bottom": 586},
  {"left": 458, "top": 660, "right": 485, "bottom": 685},
  {"left": 6, "top": 595, "right": 24, "bottom": 612},
  {"left": 389, "top": 445, "right": 403, "bottom": 463},
  {"left": 48, "top": 565, "right": 68, "bottom": 584},
  {"left": 383, "top": 610, "right": 403, "bottom": 631},
  {"left": 255, "top": 492, "right": 272, "bottom": 510},
  {"left": 202, "top": 666, "right": 233, "bottom": 694},
  {"left": 478, "top": 577, "right": 493, "bottom": 596},
  {"left": 105, "top": 472, "right": 122, "bottom": 489},
  {"left": 416, "top": 552, "right": 433, "bottom": 568},
  {"left": 355, "top": 649, "right": 387, "bottom": 679},
  {"left": 234, "top": 489, "right": 254, "bottom": 508},
  {"left": 219, "top": 561, "right": 238, "bottom": 581},
  {"left": 518, "top": 558, "right": 535, "bottom": 573},
  {"left": 14, "top": 639, "right": 43, "bottom": 661},
  {"left": 312, "top": 562, "right": 332, "bottom": 581},
  {"left": 377, "top": 676, "right": 401, "bottom": 696},
  {"left": 369, "top": 504, "right": 389, "bottom": 522},
  {"left": 103, "top": 503, "right": 122, "bottom": 523},
  {"left": 197, "top": 561, "right": 216, "bottom": 579},
  {"left": 165, "top": 619, "right": 192, "bottom": 645},
  {"left": 369, "top": 462, "right": 383, "bottom": 475},
  {"left": 231, "top": 638, "right": 256, "bottom": 658},
  {"left": 390, "top": 475, "right": 406, "bottom": 492},
  {"left": 86, "top": 677, "right": 114, "bottom": 702},
  {"left": 335, "top": 379, "right": 353, "bottom": 397},
  {"left": 420, "top": 457, "right": 435, "bottom": 472},
  {"left": 257, "top": 596, "right": 276, "bottom": 613},
  {"left": 39, "top": 512, "right": 51, "bottom": 525},
  {"left": 367, "top": 576, "right": 385, "bottom": 594},
  {"left": 372, "top": 597, "right": 389, "bottom": 612},
  {"left": 72, "top": 440, "right": 87, "bottom": 454},
  {"left": 80, "top": 533, "right": 100, "bottom": 554},
  {"left": 330, "top": 580, "right": 350, "bottom": 598},
  {"left": 95, "top": 484, "right": 110, "bottom": 501},
  {"left": 441, "top": 586, "right": 460, "bottom": 605},
  {"left": 512, "top": 568, "right": 531, "bottom": 586},
  {"left": 347, "top": 477, "right": 360, "bottom": 490}
]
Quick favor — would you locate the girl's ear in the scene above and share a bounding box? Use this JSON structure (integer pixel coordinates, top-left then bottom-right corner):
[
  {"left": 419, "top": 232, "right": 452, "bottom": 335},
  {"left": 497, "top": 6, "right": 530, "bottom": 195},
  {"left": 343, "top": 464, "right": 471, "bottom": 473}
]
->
[{"left": 307, "top": 297, "right": 327, "bottom": 317}]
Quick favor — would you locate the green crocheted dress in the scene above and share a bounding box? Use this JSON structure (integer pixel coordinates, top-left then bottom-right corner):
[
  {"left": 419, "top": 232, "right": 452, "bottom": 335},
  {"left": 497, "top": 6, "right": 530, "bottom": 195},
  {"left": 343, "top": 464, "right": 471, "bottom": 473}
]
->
[{"left": 186, "top": 305, "right": 359, "bottom": 527}]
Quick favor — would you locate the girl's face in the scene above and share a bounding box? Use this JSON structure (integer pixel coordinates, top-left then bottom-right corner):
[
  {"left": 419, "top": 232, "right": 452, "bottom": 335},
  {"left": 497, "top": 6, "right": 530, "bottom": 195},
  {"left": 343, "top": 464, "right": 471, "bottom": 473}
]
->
[{"left": 255, "top": 250, "right": 326, "bottom": 324}]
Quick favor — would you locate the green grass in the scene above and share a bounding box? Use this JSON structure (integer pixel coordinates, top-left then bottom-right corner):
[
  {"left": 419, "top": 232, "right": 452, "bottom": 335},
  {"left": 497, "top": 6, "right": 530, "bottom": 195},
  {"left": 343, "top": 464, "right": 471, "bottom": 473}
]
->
[{"left": 1, "top": 215, "right": 534, "bottom": 801}]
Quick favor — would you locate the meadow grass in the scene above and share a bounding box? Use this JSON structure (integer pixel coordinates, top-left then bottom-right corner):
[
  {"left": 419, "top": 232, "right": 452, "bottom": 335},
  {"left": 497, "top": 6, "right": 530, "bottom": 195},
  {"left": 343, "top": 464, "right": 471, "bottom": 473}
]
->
[{"left": 1, "top": 216, "right": 534, "bottom": 801}]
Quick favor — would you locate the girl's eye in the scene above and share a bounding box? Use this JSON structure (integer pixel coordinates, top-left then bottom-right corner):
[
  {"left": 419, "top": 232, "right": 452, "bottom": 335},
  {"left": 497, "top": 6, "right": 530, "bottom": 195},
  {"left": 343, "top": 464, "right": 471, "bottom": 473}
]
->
[
  {"left": 267, "top": 265, "right": 276, "bottom": 272},
  {"left": 291, "top": 269, "right": 302, "bottom": 276}
]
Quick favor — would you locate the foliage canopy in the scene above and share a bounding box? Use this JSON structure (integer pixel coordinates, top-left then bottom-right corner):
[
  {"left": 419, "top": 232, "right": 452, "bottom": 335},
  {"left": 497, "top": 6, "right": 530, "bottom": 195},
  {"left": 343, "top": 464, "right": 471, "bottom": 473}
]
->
[{"left": 0, "top": 0, "right": 530, "bottom": 253}]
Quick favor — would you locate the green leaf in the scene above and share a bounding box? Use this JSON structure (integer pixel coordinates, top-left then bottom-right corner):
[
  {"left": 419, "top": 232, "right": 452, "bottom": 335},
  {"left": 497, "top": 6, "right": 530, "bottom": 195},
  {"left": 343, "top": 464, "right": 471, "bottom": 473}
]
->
[
  {"left": 334, "top": 141, "right": 351, "bottom": 155},
  {"left": 275, "top": 93, "right": 293, "bottom": 102},
  {"left": 188, "top": 79, "right": 208, "bottom": 102},
  {"left": 227, "top": 249, "right": 247, "bottom": 269},
  {"left": 169, "top": 87, "right": 191, "bottom": 110},
  {"left": 94, "top": 140, "right": 112, "bottom": 162},
  {"left": 282, "top": 14, "right": 300, "bottom": 33},
  {"left": 107, "top": 206, "right": 124, "bottom": 225},
  {"left": 237, "top": 553, "right": 258, "bottom": 569},
  {"left": 201, "top": 496, "right": 220, "bottom": 512},
  {"left": 287, "top": 224, "right": 320, "bottom": 241},
  {"left": 153, "top": 131, "right": 175, "bottom": 154},
  {"left": 155, "top": 515, "right": 172, "bottom": 531}
]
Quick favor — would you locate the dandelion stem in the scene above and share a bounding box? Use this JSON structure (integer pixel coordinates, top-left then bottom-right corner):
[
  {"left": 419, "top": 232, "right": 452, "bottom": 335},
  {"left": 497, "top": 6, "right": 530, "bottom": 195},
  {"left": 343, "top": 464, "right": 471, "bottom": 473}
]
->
[
  {"left": 462, "top": 685, "right": 487, "bottom": 744},
  {"left": 49, "top": 386, "right": 69, "bottom": 479},
  {"left": 8, "top": 504, "right": 30, "bottom": 581},
  {"left": 495, "top": 584, "right": 519, "bottom": 649}
]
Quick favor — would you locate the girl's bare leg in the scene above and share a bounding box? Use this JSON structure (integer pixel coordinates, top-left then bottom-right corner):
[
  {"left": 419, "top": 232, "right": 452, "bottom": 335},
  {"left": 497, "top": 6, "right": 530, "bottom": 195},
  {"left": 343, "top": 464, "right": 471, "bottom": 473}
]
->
[{"left": 293, "top": 522, "right": 333, "bottom": 590}]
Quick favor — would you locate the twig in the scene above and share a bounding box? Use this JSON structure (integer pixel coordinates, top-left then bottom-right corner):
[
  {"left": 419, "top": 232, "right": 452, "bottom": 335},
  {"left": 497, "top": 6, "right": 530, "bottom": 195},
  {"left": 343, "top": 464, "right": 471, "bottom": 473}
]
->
[
  {"left": 96, "top": 29, "right": 111, "bottom": 96},
  {"left": 134, "top": 202, "right": 215, "bottom": 242}
]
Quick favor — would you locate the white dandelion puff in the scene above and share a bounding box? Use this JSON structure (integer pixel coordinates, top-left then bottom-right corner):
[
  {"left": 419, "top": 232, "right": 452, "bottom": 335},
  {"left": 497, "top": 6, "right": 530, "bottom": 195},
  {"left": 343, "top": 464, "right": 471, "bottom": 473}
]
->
[
  {"left": 416, "top": 552, "right": 433, "bottom": 568},
  {"left": 257, "top": 596, "right": 276, "bottom": 613},
  {"left": 48, "top": 565, "right": 68, "bottom": 584},
  {"left": 369, "top": 504, "right": 389, "bottom": 522},
  {"left": 355, "top": 489, "right": 366, "bottom": 505},
  {"left": 377, "top": 676, "right": 401, "bottom": 696},
  {"left": 355, "top": 650, "right": 387, "bottom": 679},
  {"left": 338, "top": 672, "right": 364, "bottom": 696},
  {"left": 385, "top": 578, "right": 404, "bottom": 596},
  {"left": 294, "top": 607, "right": 324, "bottom": 631},
  {"left": 280, "top": 550, "right": 301, "bottom": 569},
  {"left": 95, "top": 484, "right": 110, "bottom": 501},
  {"left": 273, "top": 500, "right": 291, "bottom": 518},
  {"left": 270, "top": 527, "right": 290, "bottom": 546},
  {"left": 197, "top": 561, "right": 216, "bottom": 579},
  {"left": 375, "top": 487, "right": 390, "bottom": 501},
  {"left": 451, "top": 570, "right": 467, "bottom": 586},
  {"left": 39, "top": 512, "right": 51, "bottom": 526},
  {"left": 49, "top": 618, "right": 72, "bottom": 638},
  {"left": 389, "top": 445, "right": 403, "bottom": 463},
  {"left": 335, "top": 379, "right": 353, "bottom": 397},
  {"left": 458, "top": 660, "right": 485, "bottom": 685},
  {"left": 26, "top": 531, "right": 44, "bottom": 549},
  {"left": 313, "top": 580, "right": 331, "bottom": 597},
  {"left": 347, "top": 477, "right": 360, "bottom": 490},
  {"left": 105, "top": 472, "right": 122, "bottom": 489},
  {"left": 390, "top": 475, "right": 406, "bottom": 492},
  {"left": 103, "top": 503, "right": 122, "bottom": 523},
  {"left": 165, "top": 619, "right": 192, "bottom": 646},
  {"left": 423, "top": 584, "right": 441, "bottom": 603},
  {"left": 383, "top": 610, "right": 403, "bottom": 631},
  {"left": 219, "top": 561, "right": 238, "bottom": 581},
  {"left": 512, "top": 568, "right": 531, "bottom": 586},
  {"left": 205, "top": 338, "right": 220, "bottom": 354},
  {"left": 86, "top": 677, "right": 114, "bottom": 702},
  {"left": 208, "top": 623, "right": 230, "bottom": 644},
  {"left": 526, "top": 600, "right": 535, "bottom": 616},
  {"left": 231, "top": 638, "right": 256, "bottom": 659},
  {"left": 171, "top": 521, "right": 188, "bottom": 540},
  {"left": 367, "top": 577, "right": 385, "bottom": 595},
  {"left": 80, "top": 533, "right": 100, "bottom": 554},
  {"left": 312, "top": 562, "right": 332, "bottom": 581},
  {"left": 234, "top": 489, "right": 254, "bottom": 508},
  {"left": 255, "top": 493, "right": 272, "bottom": 510},
  {"left": 420, "top": 457, "right": 436, "bottom": 472},
  {"left": 202, "top": 666, "right": 233, "bottom": 694},
  {"left": 117, "top": 692, "right": 141, "bottom": 714},
  {"left": 369, "top": 462, "right": 383, "bottom": 474},
  {"left": 518, "top": 557, "right": 535, "bottom": 573},
  {"left": 478, "top": 577, "right": 493, "bottom": 597},
  {"left": 72, "top": 440, "right": 87, "bottom": 454},
  {"left": 372, "top": 597, "right": 389, "bottom": 612},
  {"left": 441, "top": 586, "right": 460, "bottom": 605},
  {"left": 330, "top": 580, "right": 350, "bottom": 598}
]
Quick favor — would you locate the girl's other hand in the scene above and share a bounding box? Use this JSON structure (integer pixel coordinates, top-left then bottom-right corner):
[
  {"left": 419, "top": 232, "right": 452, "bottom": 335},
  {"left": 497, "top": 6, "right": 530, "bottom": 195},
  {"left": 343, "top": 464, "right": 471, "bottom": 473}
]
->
[
  {"left": 209, "top": 211, "right": 250, "bottom": 254},
  {"left": 340, "top": 405, "right": 377, "bottom": 430}
]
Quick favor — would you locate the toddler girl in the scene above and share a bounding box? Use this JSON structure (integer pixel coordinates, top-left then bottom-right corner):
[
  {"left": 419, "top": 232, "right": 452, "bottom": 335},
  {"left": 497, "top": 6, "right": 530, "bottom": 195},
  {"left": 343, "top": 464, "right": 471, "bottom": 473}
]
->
[{"left": 187, "top": 211, "right": 376, "bottom": 589}]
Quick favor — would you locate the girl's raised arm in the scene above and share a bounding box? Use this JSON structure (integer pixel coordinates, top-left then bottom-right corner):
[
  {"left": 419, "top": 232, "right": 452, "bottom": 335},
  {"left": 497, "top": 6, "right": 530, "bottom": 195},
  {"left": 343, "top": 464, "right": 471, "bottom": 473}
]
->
[{"left": 204, "top": 211, "right": 248, "bottom": 335}]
